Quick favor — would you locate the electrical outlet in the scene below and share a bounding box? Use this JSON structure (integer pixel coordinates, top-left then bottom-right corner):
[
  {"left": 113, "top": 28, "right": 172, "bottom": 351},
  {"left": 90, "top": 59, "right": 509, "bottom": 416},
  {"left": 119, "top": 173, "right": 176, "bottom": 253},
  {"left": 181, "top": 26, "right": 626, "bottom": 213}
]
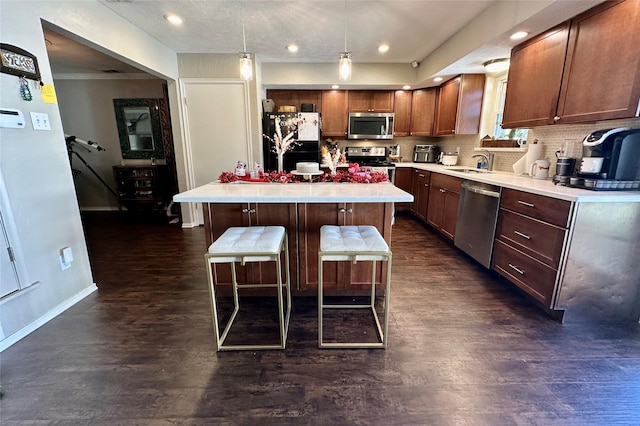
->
[
  {"left": 59, "top": 246, "right": 73, "bottom": 270},
  {"left": 30, "top": 112, "right": 51, "bottom": 130}
]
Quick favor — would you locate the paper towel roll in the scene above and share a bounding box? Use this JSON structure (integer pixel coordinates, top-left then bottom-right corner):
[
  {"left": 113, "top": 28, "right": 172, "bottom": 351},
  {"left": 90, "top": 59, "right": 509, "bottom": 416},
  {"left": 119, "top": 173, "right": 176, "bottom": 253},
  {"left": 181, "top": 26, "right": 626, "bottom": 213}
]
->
[
  {"left": 512, "top": 153, "right": 527, "bottom": 175},
  {"left": 525, "top": 143, "right": 544, "bottom": 175}
]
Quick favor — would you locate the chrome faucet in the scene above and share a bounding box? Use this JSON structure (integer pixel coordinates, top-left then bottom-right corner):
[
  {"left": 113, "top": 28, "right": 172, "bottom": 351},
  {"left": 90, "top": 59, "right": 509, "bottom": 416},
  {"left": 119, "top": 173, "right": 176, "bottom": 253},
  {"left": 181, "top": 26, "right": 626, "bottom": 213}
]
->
[{"left": 471, "top": 149, "right": 495, "bottom": 171}]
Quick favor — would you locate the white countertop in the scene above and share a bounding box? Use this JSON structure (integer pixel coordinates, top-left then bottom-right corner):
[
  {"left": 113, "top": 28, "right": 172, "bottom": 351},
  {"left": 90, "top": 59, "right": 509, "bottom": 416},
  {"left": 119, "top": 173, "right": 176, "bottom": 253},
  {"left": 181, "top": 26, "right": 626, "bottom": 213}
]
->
[
  {"left": 395, "top": 163, "right": 640, "bottom": 203},
  {"left": 173, "top": 181, "right": 414, "bottom": 203}
]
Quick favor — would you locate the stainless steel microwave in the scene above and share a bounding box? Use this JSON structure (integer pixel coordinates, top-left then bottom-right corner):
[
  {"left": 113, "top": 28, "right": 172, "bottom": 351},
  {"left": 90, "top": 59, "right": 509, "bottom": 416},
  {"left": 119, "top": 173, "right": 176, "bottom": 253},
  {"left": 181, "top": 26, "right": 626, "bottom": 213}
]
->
[{"left": 347, "top": 112, "right": 394, "bottom": 140}]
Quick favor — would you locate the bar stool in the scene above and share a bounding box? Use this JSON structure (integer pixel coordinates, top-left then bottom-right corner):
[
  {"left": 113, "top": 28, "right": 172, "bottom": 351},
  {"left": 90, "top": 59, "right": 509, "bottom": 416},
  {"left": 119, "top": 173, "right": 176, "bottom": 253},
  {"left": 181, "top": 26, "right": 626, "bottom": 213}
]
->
[
  {"left": 205, "top": 226, "right": 291, "bottom": 351},
  {"left": 318, "top": 225, "right": 392, "bottom": 349}
]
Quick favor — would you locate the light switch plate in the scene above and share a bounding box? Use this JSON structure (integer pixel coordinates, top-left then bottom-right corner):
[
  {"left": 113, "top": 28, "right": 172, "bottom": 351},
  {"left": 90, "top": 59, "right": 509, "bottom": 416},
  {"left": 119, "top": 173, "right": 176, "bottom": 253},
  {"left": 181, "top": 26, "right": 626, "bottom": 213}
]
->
[{"left": 30, "top": 112, "right": 51, "bottom": 130}]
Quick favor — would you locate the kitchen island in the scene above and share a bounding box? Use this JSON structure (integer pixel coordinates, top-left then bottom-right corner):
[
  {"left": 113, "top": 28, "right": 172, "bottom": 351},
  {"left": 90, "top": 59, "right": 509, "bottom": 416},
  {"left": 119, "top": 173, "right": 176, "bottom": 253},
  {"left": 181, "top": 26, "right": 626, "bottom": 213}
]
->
[
  {"left": 396, "top": 163, "right": 640, "bottom": 323},
  {"left": 174, "top": 182, "right": 413, "bottom": 295}
]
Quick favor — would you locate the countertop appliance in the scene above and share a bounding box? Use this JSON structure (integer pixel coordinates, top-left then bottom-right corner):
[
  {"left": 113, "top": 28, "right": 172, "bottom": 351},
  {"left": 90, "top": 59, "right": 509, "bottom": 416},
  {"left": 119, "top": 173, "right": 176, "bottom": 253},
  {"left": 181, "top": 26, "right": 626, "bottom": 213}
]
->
[
  {"left": 454, "top": 180, "right": 502, "bottom": 268},
  {"left": 348, "top": 112, "right": 394, "bottom": 140},
  {"left": 344, "top": 146, "right": 396, "bottom": 182},
  {"left": 413, "top": 145, "right": 438, "bottom": 163},
  {"left": 565, "top": 127, "right": 640, "bottom": 190},
  {"left": 262, "top": 112, "right": 321, "bottom": 172}
]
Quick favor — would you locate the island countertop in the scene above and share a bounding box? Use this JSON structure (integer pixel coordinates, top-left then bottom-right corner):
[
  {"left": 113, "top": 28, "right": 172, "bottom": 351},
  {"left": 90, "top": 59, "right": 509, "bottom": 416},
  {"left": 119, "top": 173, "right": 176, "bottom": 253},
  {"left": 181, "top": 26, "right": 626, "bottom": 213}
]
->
[{"left": 173, "top": 181, "right": 414, "bottom": 203}]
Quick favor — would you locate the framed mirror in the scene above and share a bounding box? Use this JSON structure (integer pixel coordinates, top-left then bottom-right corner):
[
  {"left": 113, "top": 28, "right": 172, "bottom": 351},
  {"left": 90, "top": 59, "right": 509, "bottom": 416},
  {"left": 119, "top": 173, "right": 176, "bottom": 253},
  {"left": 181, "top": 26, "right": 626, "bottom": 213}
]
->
[{"left": 114, "top": 98, "right": 164, "bottom": 159}]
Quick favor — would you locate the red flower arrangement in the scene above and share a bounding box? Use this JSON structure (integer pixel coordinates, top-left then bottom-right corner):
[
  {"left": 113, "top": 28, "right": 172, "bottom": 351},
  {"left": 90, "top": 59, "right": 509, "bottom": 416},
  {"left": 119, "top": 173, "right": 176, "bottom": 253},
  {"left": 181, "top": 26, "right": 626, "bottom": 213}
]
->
[{"left": 218, "top": 163, "right": 388, "bottom": 184}]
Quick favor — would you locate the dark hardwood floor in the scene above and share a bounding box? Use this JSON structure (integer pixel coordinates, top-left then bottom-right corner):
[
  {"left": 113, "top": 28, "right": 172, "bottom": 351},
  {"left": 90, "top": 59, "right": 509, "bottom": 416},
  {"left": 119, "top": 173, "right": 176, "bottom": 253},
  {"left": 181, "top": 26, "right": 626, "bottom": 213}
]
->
[{"left": 1, "top": 211, "right": 639, "bottom": 425}]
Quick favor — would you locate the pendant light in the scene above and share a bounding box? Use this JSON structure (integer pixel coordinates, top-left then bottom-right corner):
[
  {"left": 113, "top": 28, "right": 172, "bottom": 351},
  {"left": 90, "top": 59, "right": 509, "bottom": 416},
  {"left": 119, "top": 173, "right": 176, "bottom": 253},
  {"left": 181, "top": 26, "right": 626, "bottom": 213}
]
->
[
  {"left": 239, "top": 11, "right": 253, "bottom": 81},
  {"left": 338, "top": 1, "right": 351, "bottom": 81}
]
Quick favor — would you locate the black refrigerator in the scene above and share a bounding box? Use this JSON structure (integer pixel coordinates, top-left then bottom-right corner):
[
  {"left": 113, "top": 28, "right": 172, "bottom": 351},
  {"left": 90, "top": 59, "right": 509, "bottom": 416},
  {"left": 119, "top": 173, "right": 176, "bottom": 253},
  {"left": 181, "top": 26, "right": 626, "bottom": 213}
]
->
[{"left": 262, "top": 112, "right": 321, "bottom": 172}]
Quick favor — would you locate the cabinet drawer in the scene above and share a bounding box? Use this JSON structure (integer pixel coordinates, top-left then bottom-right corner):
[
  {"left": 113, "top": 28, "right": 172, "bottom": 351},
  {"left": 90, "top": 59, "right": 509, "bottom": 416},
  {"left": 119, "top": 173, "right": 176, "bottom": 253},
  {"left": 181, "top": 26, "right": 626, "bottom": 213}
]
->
[
  {"left": 496, "top": 209, "right": 566, "bottom": 269},
  {"left": 431, "top": 173, "right": 461, "bottom": 193},
  {"left": 492, "top": 239, "right": 558, "bottom": 306},
  {"left": 500, "top": 188, "right": 571, "bottom": 227}
]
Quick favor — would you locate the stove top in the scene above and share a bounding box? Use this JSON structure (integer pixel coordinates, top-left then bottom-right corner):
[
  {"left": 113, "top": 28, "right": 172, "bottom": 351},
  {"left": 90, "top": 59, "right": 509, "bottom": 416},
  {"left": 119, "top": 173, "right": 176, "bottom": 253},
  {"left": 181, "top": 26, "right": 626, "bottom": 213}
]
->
[{"left": 345, "top": 146, "right": 395, "bottom": 167}]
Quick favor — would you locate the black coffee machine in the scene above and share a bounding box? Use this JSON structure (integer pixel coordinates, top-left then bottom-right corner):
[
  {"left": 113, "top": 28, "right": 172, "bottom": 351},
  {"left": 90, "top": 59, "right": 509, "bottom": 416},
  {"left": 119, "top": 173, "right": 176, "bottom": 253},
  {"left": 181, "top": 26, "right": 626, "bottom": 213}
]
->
[{"left": 569, "top": 127, "right": 640, "bottom": 190}]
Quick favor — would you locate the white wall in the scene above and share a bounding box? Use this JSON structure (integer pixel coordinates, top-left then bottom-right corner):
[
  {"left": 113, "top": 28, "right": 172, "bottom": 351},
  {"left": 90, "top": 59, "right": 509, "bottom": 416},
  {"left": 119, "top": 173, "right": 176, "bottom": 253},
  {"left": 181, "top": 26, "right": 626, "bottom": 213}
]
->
[
  {"left": 0, "top": 0, "right": 180, "bottom": 350},
  {"left": 55, "top": 77, "right": 166, "bottom": 210}
]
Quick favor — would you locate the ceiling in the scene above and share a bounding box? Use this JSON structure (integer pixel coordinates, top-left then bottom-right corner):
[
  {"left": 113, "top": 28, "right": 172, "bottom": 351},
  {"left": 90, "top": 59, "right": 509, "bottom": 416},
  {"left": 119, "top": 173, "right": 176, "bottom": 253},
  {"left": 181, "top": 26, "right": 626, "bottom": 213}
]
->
[{"left": 44, "top": 0, "right": 604, "bottom": 84}]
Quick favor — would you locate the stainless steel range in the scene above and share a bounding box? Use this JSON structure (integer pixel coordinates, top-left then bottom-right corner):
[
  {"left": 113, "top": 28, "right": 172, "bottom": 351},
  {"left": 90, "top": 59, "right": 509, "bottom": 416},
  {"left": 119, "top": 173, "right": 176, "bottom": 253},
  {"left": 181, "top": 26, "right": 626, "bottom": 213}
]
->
[{"left": 344, "top": 146, "right": 396, "bottom": 183}]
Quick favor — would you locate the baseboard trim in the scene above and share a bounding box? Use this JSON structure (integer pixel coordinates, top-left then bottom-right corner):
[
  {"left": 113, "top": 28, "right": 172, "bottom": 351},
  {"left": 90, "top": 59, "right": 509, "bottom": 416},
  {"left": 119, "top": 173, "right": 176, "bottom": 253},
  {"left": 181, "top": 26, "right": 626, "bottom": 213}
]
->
[
  {"left": 79, "top": 207, "right": 120, "bottom": 212},
  {"left": 0, "top": 284, "right": 98, "bottom": 352},
  {"left": 181, "top": 222, "right": 199, "bottom": 228}
]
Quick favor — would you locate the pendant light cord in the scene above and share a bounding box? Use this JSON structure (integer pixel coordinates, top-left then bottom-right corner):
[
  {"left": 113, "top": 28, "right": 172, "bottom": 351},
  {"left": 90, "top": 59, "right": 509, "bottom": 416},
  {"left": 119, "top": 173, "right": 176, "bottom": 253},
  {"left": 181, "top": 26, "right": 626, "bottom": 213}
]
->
[
  {"left": 242, "top": 10, "right": 247, "bottom": 52},
  {"left": 344, "top": 0, "right": 348, "bottom": 51}
]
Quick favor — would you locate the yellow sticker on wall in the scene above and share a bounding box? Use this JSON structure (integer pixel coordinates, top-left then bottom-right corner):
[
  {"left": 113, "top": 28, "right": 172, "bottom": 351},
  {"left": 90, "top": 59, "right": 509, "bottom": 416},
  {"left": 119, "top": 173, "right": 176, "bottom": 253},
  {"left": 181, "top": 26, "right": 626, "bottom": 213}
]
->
[{"left": 41, "top": 83, "right": 57, "bottom": 104}]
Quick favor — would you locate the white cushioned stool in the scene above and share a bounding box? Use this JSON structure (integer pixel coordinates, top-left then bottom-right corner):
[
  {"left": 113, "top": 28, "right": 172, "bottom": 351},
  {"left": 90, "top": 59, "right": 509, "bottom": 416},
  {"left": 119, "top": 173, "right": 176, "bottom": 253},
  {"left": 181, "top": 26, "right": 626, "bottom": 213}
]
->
[
  {"left": 205, "top": 226, "right": 291, "bottom": 351},
  {"left": 318, "top": 225, "right": 392, "bottom": 349}
]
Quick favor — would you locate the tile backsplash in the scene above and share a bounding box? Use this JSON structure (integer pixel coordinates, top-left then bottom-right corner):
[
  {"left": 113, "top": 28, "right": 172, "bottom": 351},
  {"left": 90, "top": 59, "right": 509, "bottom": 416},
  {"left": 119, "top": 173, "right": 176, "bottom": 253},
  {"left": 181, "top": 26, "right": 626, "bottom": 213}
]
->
[{"left": 324, "top": 117, "right": 640, "bottom": 172}]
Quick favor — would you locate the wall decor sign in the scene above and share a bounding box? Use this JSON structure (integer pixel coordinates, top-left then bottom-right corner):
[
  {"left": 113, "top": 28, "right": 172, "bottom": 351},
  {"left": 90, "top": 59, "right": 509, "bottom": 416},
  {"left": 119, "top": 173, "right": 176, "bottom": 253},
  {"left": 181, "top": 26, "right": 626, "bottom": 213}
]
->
[{"left": 0, "top": 44, "right": 41, "bottom": 81}]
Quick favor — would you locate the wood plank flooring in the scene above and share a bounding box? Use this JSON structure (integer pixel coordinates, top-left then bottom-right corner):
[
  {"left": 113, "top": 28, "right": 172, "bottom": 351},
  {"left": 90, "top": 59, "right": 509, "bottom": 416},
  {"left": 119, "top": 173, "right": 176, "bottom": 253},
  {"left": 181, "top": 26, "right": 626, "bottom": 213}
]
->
[{"left": 1, "top": 211, "right": 639, "bottom": 425}]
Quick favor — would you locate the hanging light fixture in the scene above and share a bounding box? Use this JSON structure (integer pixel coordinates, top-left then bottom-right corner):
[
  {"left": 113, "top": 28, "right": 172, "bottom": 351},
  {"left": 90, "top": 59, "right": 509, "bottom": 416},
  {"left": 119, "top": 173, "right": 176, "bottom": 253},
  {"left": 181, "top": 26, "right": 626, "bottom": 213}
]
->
[
  {"left": 239, "top": 12, "right": 253, "bottom": 81},
  {"left": 339, "top": 1, "right": 351, "bottom": 81}
]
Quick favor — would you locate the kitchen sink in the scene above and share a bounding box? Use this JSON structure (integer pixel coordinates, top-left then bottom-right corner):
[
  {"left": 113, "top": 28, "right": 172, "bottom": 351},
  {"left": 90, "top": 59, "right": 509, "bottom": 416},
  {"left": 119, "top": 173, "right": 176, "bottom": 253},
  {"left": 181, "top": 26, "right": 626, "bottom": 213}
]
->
[{"left": 447, "top": 167, "right": 492, "bottom": 174}]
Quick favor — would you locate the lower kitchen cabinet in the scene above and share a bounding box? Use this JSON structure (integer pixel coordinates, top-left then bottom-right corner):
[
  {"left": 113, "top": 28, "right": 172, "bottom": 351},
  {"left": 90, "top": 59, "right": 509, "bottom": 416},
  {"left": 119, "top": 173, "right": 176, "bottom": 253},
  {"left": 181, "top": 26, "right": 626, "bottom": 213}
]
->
[
  {"left": 202, "top": 203, "right": 298, "bottom": 293},
  {"left": 394, "top": 168, "right": 413, "bottom": 212},
  {"left": 297, "top": 202, "right": 393, "bottom": 294},
  {"left": 426, "top": 173, "right": 461, "bottom": 240},
  {"left": 410, "top": 169, "right": 431, "bottom": 221},
  {"left": 492, "top": 188, "right": 572, "bottom": 307}
]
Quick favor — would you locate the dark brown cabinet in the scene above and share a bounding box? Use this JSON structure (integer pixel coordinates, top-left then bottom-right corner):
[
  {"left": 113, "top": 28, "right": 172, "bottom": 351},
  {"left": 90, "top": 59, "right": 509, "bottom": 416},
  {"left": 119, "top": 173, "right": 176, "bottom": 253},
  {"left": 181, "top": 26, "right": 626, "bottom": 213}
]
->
[
  {"left": 321, "top": 90, "right": 348, "bottom": 137},
  {"left": 393, "top": 90, "right": 412, "bottom": 136},
  {"left": 410, "top": 169, "right": 430, "bottom": 221},
  {"left": 265, "top": 89, "right": 322, "bottom": 112},
  {"left": 297, "top": 202, "right": 393, "bottom": 294},
  {"left": 409, "top": 88, "right": 437, "bottom": 136},
  {"left": 348, "top": 90, "right": 394, "bottom": 112},
  {"left": 393, "top": 167, "right": 413, "bottom": 211},
  {"left": 492, "top": 189, "right": 572, "bottom": 306},
  {"left": 202, "top": 203, "right": 298, "bottom": 294},
  {"left": 113, "top": 165, "right": 169, "bottom": 211},
  {"left": 426, "top": 173, "right": 461, "bottom": 240},
  {"left": 502, "top": 0, "right": 640, "bottom": 127},
  {"left": 434, "top": 74, "right": 485, "bottom": 136}
]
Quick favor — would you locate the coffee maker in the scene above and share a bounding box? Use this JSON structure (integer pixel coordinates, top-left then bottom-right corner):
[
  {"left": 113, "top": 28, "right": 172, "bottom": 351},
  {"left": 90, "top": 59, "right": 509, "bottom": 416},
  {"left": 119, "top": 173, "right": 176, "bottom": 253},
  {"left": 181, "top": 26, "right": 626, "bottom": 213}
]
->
[{"left": 571, "top": 127, "right": 640, "bottom": 190}]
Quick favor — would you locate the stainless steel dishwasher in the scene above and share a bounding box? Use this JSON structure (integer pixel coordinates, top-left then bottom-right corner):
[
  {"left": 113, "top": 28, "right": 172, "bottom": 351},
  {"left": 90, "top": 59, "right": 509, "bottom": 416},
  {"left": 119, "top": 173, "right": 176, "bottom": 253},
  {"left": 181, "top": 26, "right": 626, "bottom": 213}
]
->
[{"left": 454, "top": 180, "right": 502, "bottom": 268}]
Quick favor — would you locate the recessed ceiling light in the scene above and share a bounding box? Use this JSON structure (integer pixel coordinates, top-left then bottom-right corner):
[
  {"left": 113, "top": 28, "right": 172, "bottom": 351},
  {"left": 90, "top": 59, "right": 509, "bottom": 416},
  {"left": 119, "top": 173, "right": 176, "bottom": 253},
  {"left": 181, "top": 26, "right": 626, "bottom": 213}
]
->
[
  {"left": 378, "top": 44, "right": 390, "bottom": 53},
  {"left": 286, "top": 44, "right": 299, "bottom": 53},
  {"left": 433, "top": 77, "right": 443, "bottom": 82},
  {"left": 510, "top": 31, "right": 528, "bottom": 40},
  {"left": 402, "top": 85, "right": 411, "bottom": 90},
  {"left": 164, "top": 13, "right": 183, "bottom": 25},
  {"left": 332, "top": 84, "right": 340, "bottom": 89}
]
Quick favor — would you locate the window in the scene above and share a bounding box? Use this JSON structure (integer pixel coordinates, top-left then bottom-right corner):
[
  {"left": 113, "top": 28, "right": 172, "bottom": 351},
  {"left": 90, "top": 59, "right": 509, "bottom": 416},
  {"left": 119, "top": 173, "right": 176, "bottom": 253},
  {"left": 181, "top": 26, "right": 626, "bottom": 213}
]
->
[{"left": 492, "top": 77, "right": 528, "bottom": 141}]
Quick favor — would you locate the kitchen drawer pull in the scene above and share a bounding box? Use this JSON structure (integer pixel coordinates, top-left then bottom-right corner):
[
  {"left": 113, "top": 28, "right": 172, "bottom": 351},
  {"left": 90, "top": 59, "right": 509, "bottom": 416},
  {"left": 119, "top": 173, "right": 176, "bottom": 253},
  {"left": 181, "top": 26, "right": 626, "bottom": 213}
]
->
[
  {"left": 514, "top": 230, "right": 531, "bottom": 240},
  {"left": 508, "top": 263, "right": 525, "bottom": 275},
  {"left": 338, "top": 208, "right": 353, "bottom": 213},
  {"left": 418, "top": 173, "right": 425, "bottom": 178},
  {"left": 517, "top": 200, "right": 535, "bottom": 208},
  {"left": 242, "top": 208, "right": 256, "bottom": 214}
]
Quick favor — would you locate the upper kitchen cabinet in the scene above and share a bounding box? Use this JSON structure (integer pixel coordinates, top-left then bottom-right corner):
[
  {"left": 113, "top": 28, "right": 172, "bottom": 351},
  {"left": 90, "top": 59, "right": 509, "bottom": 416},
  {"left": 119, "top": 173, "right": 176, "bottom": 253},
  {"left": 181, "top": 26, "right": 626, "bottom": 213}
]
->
[
  {"left": 266, "top": 90, "right": 322, "bottom": 112},
  {"left": 321, "top": 90, "right": 348, "bottom": 137},
  {"left": 410, "top": 88, "right": 437, "bottom": 136},
  {"left": 348, "top": 91, "right": 394, "bottom": 112},
  {"left": 502, "top": 0, "right": 640, "bottom": 128},
  {"left": 434, "top": 74, "right": 485, "bottom": 136},
  {"left": 557, "top": 0, "right": 640, "bottom": 124},
  {"left": 393, "top": 90, "right": 412, "bottom": 136}
]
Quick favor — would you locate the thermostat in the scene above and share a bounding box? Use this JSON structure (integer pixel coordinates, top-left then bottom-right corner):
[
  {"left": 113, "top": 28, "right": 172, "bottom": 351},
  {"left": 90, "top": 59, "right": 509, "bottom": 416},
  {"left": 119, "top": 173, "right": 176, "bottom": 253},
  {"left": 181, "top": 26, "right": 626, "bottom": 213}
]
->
[{"left": 0, "top": 108, "right": 25, "bottom": 128}]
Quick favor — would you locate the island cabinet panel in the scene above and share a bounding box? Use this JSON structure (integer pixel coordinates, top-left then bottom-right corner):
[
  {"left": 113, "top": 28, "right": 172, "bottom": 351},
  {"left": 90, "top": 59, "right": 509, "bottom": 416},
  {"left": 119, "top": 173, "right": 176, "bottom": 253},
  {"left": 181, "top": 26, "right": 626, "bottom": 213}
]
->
[
  {"left": 492, "top": 188, "right": 573, "bottom": 307},
  {"left": 348, "top": 90, "right": 394, "bottom": 112},
  {"left": 410, "top": 169, "right": 431, "bottom": 221},
  {"left": 393, "top": 90, "right": 412, "bottom": 136},
  {"left": 203, "top": 203, "right": 298, "bottom": 294},
  {"left": 409, "top": 88, "right": 437, "bottom": 136},
  {"left": 394, "top": 167, "right": 413, "bottom": 211},
  {"left": 434, "top": 74, "right": 485, "bottom": 136},
  {"left": 426, "top": 173, "right": 461, "bottom": 240},
  {"left": 297, "top": 202, "right": 393, "bottom": 295},
  {"left": 321, "top": 90, "right": 348, "bottom": 137}
]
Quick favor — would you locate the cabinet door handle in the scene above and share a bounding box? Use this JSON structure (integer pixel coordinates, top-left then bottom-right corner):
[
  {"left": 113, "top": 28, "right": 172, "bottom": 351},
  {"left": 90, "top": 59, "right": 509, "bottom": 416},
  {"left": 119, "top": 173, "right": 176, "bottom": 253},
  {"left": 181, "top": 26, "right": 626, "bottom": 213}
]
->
[
  {"left": 514, "top": 230, "right": 531, "bottom": 240},
  {"left": 440, "top": 188, "right": 445, "bottom": 193},
  {"left": 424, "top": 183, "right": 429, "bottom": 187},
  {"left": 242, "top": 208, "right": 249, "bottom": 213},
  {"left": 554, "top": 116, "right": 561, "bottom": 122},
  {"left": 339, "top": 207, "right": 353, "bottom": 213},
  {"left": 242, "top": 208, "right": 256, "bottom": 214},
  {"left": 418, "top": 173, "right": 425, "bottom": 178},
  {"left": 508, "top": 263, "right": 525, "bottom": 275},
  {"left": 517, "top": 200, "right": 535, "bottom": 208}
]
